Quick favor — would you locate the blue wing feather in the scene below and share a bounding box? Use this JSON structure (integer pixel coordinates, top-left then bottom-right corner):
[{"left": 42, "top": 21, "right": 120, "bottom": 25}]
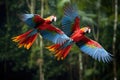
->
[
  {"left": 19, "top": 14, "right": 35, "bottom": 27},
  {"left": 62, "top": 16, "right": 72, "bottom": 36},
  {"left": 64, "top": 4, "right": 79, "bottom": 19},
  {"left": 62, "top": 5, "right": 80, "bottom": 36},
  {"left": 76, "top": 38, "right": 113, "bottom": 63},
  {"left": 40, "top": 30, "right": 70, "bottom": 44},
  {"left": 19, "top": 14, "right": 44, "bottom": 28},
  {"left": 20, "top": 14, "right": 34, "bottom": 21}
]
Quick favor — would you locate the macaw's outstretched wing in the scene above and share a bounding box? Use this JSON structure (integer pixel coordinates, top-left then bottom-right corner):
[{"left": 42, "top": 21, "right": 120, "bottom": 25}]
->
[
  {"left": 18, "top": 14, "right": 45, "bottom": 28},
  {"left": 62, "top": 4, "right": 80, "bottom": 36},
  {"left": 39, "top": 24, "right": 70, "bottom": 44},
  {"left": 76, "top": 36, "right": 113, "bottom": 63}
]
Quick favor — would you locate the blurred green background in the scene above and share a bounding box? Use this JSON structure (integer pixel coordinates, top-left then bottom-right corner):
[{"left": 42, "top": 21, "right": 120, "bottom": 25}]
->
[{"left": 0, "top": 0, "right": 120, "bottom": 80}]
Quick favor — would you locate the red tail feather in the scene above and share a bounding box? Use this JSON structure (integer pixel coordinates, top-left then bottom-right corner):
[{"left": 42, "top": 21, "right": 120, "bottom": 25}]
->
[
  {"left": 12, "top": 29, "right": 38, "bottom": 49},
  {"left": 46, "top": 44, "right": 72, "bottom": 60}
]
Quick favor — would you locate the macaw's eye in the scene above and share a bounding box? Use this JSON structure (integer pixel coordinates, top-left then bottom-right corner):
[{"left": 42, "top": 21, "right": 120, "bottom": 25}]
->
[{"left": 52, "top": 18, "right": 55, "bottom": 22}]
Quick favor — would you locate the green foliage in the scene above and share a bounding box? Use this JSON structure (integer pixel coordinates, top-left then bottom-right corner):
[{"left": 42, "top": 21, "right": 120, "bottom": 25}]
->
[{"left": 84, "top": 68, "right": 99, "bottom": 77}]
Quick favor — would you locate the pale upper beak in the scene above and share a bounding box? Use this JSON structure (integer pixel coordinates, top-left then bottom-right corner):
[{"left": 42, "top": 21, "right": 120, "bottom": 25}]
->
[
  {"left": 54, "top": 16, "right": 57, "bottom": 22},
  {"left": 88, "top": 28, "right": 91, "bottom": 33}
]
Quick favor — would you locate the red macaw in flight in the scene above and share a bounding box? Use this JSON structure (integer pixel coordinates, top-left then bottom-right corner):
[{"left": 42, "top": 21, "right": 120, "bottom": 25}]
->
[
  {"left": 12, "top": 14, "right": 69, "bottom": 49},
  {"left": 46, "top": 5, "right": 113, "bottom": 63}
]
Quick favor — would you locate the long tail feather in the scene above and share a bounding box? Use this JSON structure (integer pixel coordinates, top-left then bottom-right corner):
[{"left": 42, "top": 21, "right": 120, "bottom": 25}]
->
[
  {"left": 46, "top": 44, "right": 72, "bottom": 60},
  {"left": 12, "top": 29, "right": 38, "bottom": 49}
]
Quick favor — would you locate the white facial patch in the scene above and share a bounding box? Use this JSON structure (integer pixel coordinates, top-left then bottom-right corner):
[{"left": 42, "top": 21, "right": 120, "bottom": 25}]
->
[{"left": 50, "top": 16, "right": 57, "bottom": 22}]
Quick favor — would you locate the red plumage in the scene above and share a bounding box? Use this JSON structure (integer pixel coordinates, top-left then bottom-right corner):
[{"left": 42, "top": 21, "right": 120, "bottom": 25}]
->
[
  {"left": 46, "top": 5, "right": 112, "bottom": 62},
  {"left": 12, "top": 14, "right": 67, "bottom": 49},
  {"left": 12, "top": 30, "right": 38, "bottom": 49},
  {"left": 46, "top": 44, "right": 72, "bottom": 60}
]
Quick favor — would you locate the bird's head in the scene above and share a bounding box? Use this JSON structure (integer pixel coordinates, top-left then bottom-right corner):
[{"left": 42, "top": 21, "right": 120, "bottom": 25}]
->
[
  {"left": 44, "top": 15, "right": 57, "bottom": 23},
  {"left": 80, "top": 26, "right": 91, "bottom": 34}
]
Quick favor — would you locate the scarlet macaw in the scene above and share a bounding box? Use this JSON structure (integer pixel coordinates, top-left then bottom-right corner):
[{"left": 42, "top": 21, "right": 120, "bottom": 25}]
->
[
  {"left": 46, "top": 5, "right": 113, "bottom": 62},
  {"left": 12, "top": 14, "right": 69, "bottom": 49}
]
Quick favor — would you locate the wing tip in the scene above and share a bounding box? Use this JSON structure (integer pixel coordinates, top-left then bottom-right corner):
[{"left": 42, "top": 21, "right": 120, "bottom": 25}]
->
[
  {"left": 63, "top": 3, "right": 79, "bottom": 17},
  {"left": 17, "top": 14, "right": 34, "bottom": 21},
  {"left": 97, "top": 53, "right": 113, "bottom": 63}
]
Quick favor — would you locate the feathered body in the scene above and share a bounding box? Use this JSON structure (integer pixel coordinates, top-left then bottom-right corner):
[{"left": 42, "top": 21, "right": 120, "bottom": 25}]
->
[
  {"left": 12, "top": 14, "right": 69, "bottom": 49},
  {"left": 47, "top": 5, "right": 113, "bottom": 62}
]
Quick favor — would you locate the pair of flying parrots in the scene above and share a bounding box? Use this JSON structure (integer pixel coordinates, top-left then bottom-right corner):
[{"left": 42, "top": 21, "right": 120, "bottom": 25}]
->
[{"left": 12, "top": 4, "right": 113, "bottom": 63}]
